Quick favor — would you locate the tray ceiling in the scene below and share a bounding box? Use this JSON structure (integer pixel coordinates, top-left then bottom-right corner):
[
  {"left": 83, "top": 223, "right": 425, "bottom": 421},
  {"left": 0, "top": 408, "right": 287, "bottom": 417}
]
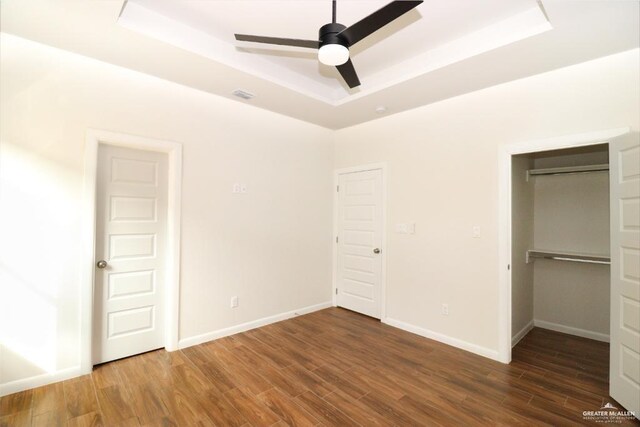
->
[{"left": 1, "top": 0, "right": 638, "bottom": 129}]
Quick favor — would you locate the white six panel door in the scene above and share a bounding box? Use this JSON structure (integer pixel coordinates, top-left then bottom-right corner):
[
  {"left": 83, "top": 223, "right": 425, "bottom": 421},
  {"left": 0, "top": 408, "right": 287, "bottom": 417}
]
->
[
  {"left": 94, "top": 145, "right": 168, "bottom": 364},
  {"left": 609, "top": 135, "right": 640, "bottom": 416},
  {"left": 337, "top": 169, "right": 383, "bottom": 318}
]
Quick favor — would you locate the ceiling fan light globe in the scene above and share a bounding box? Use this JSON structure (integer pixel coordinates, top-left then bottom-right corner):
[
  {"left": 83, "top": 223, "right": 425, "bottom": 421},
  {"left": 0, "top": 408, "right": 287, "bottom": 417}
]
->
[{"left": 318, "top": 44, "right": 349, "bottom": 66}]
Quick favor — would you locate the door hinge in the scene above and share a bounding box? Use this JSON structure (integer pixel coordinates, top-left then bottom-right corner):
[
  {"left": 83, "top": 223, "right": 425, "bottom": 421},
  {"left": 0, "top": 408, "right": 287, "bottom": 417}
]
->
[
  {"left": 336, "top": 236, "right": 339, "bottom": 243},
  {"left": 335, "top": 288, "right": 338, "bottom": 295},
  {"left": 507, "top": 264, "right": 511, "bottom": 270},
  {"left": 336, "top": 185, "right": 339, "bottom": 192}
]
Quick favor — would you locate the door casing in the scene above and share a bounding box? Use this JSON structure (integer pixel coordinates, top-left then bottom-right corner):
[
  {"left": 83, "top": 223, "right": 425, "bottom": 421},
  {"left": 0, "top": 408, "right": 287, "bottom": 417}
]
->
[
  {"left": 81, "top": 129, "right": 182, "bottom": 373},
  {"left": 332, "top": 163, "right": 388, "bottom": 320}
]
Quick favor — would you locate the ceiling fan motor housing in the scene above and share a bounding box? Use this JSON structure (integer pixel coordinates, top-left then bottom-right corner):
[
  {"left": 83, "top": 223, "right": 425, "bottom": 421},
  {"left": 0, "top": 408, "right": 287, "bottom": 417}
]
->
[{"left": 319, "top": 23, "right": 348, "bottom": 48}]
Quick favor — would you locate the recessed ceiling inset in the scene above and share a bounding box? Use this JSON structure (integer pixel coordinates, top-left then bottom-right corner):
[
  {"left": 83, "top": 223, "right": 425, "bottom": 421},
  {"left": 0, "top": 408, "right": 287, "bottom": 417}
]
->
[{"left": 117, "top": 0, "right": 553, "bottom": 105}]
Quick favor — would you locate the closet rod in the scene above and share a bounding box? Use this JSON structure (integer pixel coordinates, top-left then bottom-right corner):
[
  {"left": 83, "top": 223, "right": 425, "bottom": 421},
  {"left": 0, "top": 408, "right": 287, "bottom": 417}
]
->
[
  {"left": 526, "top": 250, "right": 610, "bottom": 265},
  {"left": 527, "top": 163, "right": 609, "bottom": 177}
]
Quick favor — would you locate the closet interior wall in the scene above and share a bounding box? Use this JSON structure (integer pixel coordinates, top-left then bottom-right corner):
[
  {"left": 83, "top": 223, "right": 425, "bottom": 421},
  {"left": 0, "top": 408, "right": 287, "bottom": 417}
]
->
[{"left": 512, "top": 145, "right": 611, "bottom": 344}]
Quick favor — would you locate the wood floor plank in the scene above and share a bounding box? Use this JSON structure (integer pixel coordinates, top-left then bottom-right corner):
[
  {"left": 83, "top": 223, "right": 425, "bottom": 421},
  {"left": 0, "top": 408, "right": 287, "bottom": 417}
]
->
[
  {"left": 322, "top": 389, "right": 389, "bottom": 426},
  {"left": 63, "top": 376, "right": 100, "bottom": 419},
  {"left": 223, "top": 387, "right": 280, "bottom": 426},
  {"left": 202, "top": 342, "right": 273, "bottom": 395},
  {"left": 282, "top": 363, "right": 336, "bottom": 398},
  {"left": 0, "top": 409, "right": 31, "bottom": 427},
  {"left": 231, "top": 345, "right": 309, "bottom": 398},
  {"left": 68, "top": 411, "right": 104, "bottom": 427},
  {"left": 294, "top": 391, "right": 358, "bottom": 426},
  {"left": 358, "top": 389, "right": 421, "bottom": 426},
  {"left": 459, "top": 395, "right": 533, "bottom": 426},
  {"left": 113, "top": 356, "right": 149, "bottom": 387},
  {"left": 196, "top": 389, "right": 247, "bottom": 427},
  {"left": 32, "top": 409, "right": 66, "bottom": 427},
  {"left": 159, "top": 385, "right": 210, "bottom": 426},
  {"left": 125, "top": 381, "right": 171, "bottom": 425},
  {"left": 31, "top": 382, "right": 65, "bottom": 416},
  {"left": 95, "top": 385, "right": 135, "bottom": 424},
  {"left": 1, "top": 309, "right": 631, "bottom": 426},
  {"left": 257, "top": 388, "right": 319, "bottom": 427},
  {"left": 0, "top": 389, "right": 32, "bottom": 416},
  {"left": 139, "top": 416, "right": 178, "bottom": 427},
  {"left": 92, "top": 362, "right": 122, "bottom": 389},
  {"left": 196, "top": 361, "right": 238, "bottom": 395},
  {"left": 341, "top": 366, "right": 404, "bottom": 400},
  {"left": 312, "top": 364, "right": 369, "bottom": 400}
]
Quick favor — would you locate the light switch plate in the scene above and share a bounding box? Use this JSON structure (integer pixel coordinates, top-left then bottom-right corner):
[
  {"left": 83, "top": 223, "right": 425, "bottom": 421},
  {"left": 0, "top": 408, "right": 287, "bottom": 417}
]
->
[{"left": 472, "top": 226, "right": 481, "bottom": 238}]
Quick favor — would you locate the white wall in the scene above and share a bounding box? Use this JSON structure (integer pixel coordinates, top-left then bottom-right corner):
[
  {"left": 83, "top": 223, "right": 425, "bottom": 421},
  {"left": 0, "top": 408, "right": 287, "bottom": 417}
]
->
[
  {"left": 511, "top": 155, "right": 534, "bottom": 344},
  {"left": 334, "top": 49, "right": 639, "bottom": 356},
  {"left": 0, "top": 34, "right": 333, "bottom": 393}
]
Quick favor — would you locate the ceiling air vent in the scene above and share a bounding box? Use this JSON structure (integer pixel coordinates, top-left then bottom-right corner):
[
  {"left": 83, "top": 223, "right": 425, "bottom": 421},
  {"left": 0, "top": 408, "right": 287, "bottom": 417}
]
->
[{"left": 232, "top": 89, "right": 255, "bottom": 100}]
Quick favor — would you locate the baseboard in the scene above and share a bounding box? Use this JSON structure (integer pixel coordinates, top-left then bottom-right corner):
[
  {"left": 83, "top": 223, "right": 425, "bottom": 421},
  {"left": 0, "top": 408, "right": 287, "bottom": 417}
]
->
[
  {"left": 382, "top": 317, "right": 500, "bottom": 361},
  {"left": 0, "top": 366, "right": 82, "bottom": 397},
  {"left": 178, "top": 301, "right": 332, "bottom": 349},
  {"left": 512, "top": 320, "right": 534, "bottom": 347},
  {"left": 533, "top": 319, "right": 610, "bottom": 343}
]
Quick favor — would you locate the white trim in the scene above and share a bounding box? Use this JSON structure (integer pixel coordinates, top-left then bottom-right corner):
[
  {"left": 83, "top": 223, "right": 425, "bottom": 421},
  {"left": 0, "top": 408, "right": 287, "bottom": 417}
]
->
[
  {"left": 81, "top": 129, "right": 182, "bottom": 373},
  {"left": 332, "top": 163, "right": 388, "bottom": 320},
  {"left": 498, "top": 143, "right": 513, "bottom": 363},
  {"left": 0, "top": 366, "right": 82, "bottom": 397},
  {"left": 498, "top": 127, "right": 630, "bottom": 364},
  {"left": 503, "top": 127, "right": 631, "bottom": 155},
  {"left": 383, "top": 317, "right": 500, "bottom": 361},
  {"left": 178, "top": 301, "right": 332, "bottom": 349},
  {"left": 511, "top": 320, "right": 534, "bottom": 347},
  {"left": 534, "top": 319, "right": 610, "bottom": 343}
]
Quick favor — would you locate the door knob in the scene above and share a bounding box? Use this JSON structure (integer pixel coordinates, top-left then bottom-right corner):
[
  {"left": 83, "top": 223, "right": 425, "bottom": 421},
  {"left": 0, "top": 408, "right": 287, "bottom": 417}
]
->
[
  {"left": 373, "top": 248, "right": 381, "bottom": 254},
  {"left": 96, "top": 260, "right": 108, "bottom": 269}
]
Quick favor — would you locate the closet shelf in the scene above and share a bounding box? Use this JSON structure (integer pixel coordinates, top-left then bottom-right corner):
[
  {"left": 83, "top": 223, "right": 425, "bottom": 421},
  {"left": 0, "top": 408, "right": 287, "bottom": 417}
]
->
[
  {"left": 527, "top": 163, "right": 609, "bottom": 177},
  {"left": 526, "top": 250, "right": 610, "bottom": 265}
]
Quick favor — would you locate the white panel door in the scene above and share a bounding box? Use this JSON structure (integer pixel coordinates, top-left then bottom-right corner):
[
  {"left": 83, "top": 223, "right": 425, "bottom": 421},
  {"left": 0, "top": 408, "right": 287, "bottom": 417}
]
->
[
  {"left": 337, "top": 169, "right": 383, "bottom": 318},
  {"left": 609, "top": 135, "right": 640, "bottom": 416},
  {"left": 94, "top": 145, "right": 168, "bottom": 364}
]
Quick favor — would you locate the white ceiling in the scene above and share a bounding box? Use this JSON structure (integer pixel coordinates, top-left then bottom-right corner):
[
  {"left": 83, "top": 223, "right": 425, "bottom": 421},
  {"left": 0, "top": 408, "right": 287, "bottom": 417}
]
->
[{"left": 1, "top": 0, "right": 638, "bottom": 129}]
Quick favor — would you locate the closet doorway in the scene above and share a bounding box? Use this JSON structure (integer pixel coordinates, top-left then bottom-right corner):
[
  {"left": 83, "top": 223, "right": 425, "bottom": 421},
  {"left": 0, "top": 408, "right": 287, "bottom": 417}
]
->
[{"left": 500, "top": 128, "right": 639, "bottom": 417}]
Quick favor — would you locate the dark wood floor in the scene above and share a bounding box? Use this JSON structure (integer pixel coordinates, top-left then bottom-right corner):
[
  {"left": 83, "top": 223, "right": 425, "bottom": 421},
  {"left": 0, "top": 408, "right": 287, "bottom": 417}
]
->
[{"left": 1, "top": 308, "right": 638, "bottom": 426}]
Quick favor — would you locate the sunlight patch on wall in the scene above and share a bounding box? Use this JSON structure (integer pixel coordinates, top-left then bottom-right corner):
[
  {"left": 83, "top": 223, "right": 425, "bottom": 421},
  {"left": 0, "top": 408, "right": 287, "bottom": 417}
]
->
[{"left": 0, "top": 142, "right": 78, "bottom": 378}]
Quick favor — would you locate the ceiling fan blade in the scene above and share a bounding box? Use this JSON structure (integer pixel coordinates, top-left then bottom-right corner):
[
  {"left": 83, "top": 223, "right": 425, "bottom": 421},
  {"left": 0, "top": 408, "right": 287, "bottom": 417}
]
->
[
  {"left": 338, "top": 0, "right": 423, "bottom": 47},
  {"left": 235, "top": 34, "right": 320, "bottom": 49},
  {"left": 336, "top": 59, "right": 360, "bottom": 88}
]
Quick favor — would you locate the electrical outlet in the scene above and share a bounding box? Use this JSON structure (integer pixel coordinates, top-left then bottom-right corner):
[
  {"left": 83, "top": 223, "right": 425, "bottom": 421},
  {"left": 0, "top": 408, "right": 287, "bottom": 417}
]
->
[
  {"left": 441, "top": 303, "right": 449, "bottom": 316},
  {"left": 240, "top": 184, "right": 247, "bottom": 194},
  {"left": 472, "top": 226, "right": 481, "bottom": 238},
  {"left": 232, "top": 183, "right": 241, "bottom": 193},
  {"left": 231, "top": 296, "right": 239, "bottom": 308}
]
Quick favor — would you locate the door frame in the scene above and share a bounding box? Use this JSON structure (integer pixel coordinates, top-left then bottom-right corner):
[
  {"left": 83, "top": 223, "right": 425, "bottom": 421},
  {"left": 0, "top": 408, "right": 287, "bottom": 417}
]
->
[
  {"left": 497, "top": 126, "right": 630, "bottom": 363},
  {"left": 332, "top": 163, "right": 388, "bottom": 320},
  {"left": 80, "top": 129, "right": 182, "bottom": 372}
]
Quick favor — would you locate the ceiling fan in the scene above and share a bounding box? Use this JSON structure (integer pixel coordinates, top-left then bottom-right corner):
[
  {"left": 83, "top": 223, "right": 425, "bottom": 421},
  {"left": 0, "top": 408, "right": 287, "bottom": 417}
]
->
[{"left": 234, "top": 0, "right": 423, "bottom": 89}]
